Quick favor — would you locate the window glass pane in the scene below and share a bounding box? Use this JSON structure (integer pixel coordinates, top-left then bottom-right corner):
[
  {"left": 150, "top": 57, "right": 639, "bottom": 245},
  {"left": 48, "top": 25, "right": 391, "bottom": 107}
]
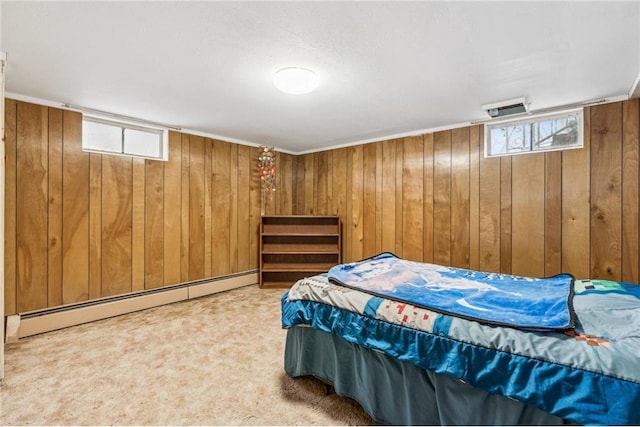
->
[
  {"left": 124, "top": 128, "right": 162, "bottom": 158},
  {"left": 82, "top": 120, "right": 121, "bottom": 153},
  {"left": 486, "top": 110, "right": 582, "bottom": 157}
]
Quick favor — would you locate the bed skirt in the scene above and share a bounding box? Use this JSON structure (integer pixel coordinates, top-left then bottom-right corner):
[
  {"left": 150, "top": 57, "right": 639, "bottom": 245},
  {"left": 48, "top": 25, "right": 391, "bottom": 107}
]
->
[{"left": 284, "top": 326, "right": 571, "bottom": 425}]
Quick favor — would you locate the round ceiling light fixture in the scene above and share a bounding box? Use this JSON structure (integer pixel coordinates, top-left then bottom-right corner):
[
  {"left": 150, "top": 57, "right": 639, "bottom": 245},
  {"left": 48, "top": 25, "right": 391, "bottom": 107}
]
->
[{"left": 273, "top": 67, "right": 319, "bottom": 95}]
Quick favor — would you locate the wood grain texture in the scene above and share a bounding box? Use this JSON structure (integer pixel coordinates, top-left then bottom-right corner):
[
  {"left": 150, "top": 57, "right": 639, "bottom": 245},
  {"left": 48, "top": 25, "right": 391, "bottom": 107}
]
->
[
  {"left": 163, "top": 131, "right": 182, "bottom": 285},
  {"left": 204, "top": 139, "right": 213, "bottom": 277},
  {"left": 249, "top": 147, "right": 261, "bottom": 269},
  {"left": 544, "top": 151, "right": 562, "bottom": 276},
  {"left": 4, "top": 99, "right": 17, "bottom": 314},
  {"left": 350, "top": 145, "right": 364, "bottom": 261},
  {"left": 47, "top": 107, "right": 63, "bottom": 307},
  {"left": 212, "top": 139, "right": 231, "bottom": 276},
  {"left": 229, "top": 144, "right": 239, "bottom": 272},
  {"left": 500, "top": 156, "right": 512, "bottom": 274},
  {"left": 101, "top": 155, "right": 133, "bottom": 297},
  {"left": 131, "top": 157, "right": 145, "bottom": 291},
  {"left": 451, "top": 128, "right": 470, "bottom": 268},
  {"left": 145, "top": 158, "right": 164, "bottom": 287},
  {"left": 562, "top": 108, "right": 591, "bottom": 279},
  {"left": 88, "top": 154, "right": 103, "bottom": 299},
  {"left": 189, "top": 135, "right": 205, "bottom": 280},
  {"left": 511, "top": 153, "right": 545, "bottom": 277},
  {"left": 7, "top": 98, "right": 640, "bottom": 315},
  {"left": 433, "top": 131, "right": 451, "bottom": 266},
  {"left": 180, "top": 134, "right": 190, "bottom": 281},
  {"left": 16, "top": 102, "right": 48, "bottom": 312},
  {"left": 61, "top": 109, "right": 90, "bottom": 304},
  {"left": 401, "top": 136, "right": 424, "bottom": 262},
  {"left": 363, "top": 143, "right": 377, "bottom": 258},
  {"left": 237, "top": 145, "right": 251, "bottom": 272},
  {"left": 478, "top": 153, "right": 501, "bottom": 273},
  {"left": 395, "top": 139, "right": 404, "bottom": 257},
  {"left": 423, "top": 133, "right": 434, "bottom": 263},
  {"left": 622, "top": 99, "right": 639, "bottom": 283},
  {"left": 468, "top": 126, "right": 480, "bottom": 270},
  {"left": 315, "top": 151, "right": 329, "bottom": 215},
  {"left": 590, "top": 102, "right": 623, "bottom": 281}
]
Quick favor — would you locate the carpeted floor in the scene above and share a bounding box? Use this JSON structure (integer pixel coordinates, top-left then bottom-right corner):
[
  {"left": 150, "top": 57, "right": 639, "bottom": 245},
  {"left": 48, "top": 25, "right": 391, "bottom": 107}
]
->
[{"left": 0, "top": 285, "right": 375, "bottom": 425}]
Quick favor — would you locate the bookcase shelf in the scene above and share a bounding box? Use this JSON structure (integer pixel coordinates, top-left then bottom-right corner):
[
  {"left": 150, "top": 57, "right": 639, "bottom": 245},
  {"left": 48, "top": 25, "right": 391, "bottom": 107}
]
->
[{"left": 259, "top": 215, "right": 342, "bottom": 289}]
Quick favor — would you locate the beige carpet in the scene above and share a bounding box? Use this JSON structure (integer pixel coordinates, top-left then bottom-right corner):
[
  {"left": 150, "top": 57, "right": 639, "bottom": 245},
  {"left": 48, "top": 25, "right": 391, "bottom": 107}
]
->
[{"left": 0, "top": 285, "right": 375, "bottom": 425}]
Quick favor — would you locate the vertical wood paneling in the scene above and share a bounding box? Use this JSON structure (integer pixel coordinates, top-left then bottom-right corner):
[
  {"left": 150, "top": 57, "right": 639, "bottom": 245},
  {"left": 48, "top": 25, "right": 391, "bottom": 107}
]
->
[
  {"left": 622, "top": 99, "right": 639, "bottom": 284},
  {"left": 545, "top": 151, "right": 562, "bottom": 276},
  {"left": 7, "top": 98, "right": 640, "bottom": 315},
  {"left": 433, "top": 131, "right": 451, "bottom": 266},
  {"left": 402, "top": 136, "right": 424, "bottom": 261},
  {"left": 479, "top": 154, "right": 501, "bottom": 273},
  {"left": 423, "top": 134, "right": 434, "bottom": 263},
  {"left": 395, "top": 140, "right": 404, "bottom": 257},
  {"left": 315, "top": 151, "right": 329, "bottom": 215},
  {"left": 332, "top": 148, "right": 347, "bottom": 218},
  {"left": 145, "top": 158, "right": 164, "bottom": 288},
  {"left": 293, "top": 156, "right": 305, "bottom": 215},
  {"left": 47, "top": 108, "right": 63, "bottom": 307},
  {"left": 280, "top": 153, "right": 294, "bottom": 215},
  {"left": 180, "top": 134, "right": 190, "bottom": 281},
  {"left": 451, "top": 128, "right": 470, "bottom": 268},
  {"left": 163, "top": 131, "right": 182, "bottom": 285},
  {"left": 511, "top": 154, "right": 544, "bottom": 277},
  {"left": 212, "top": 140, "right": 231, "bottom": 276},
  {"left": 562, "top": 108, "right": 591, "bottom": 279},
  {"left": 189, "top": 135, "right": 205, "bottom": 280},
  {"left": 374, "top": 143, "right": 383, "bottom": 254},
  {"left": 500, "top": 157, "right": 512, "bottom": 274},
  {"left": 249, "top": 147, "right": 261, "bottom": 268},
  {"left": 88, "top": 154, "right": 103, "bottom": 299},
  {"left": 61, "top": 109, "right": 89, "bottom": 304},
  {"left": 16, "top": 102, "right": 48, "bottom": 312},
  {"left": 4, "top": 99, "right": 17, "bottom": 315},
  {"left": 101, "top": 155, "right": 133, "bottom": 296},
  {"left": 229, "top": 144, "right": 239, "bottom": 272},
  {"left": 590, "top": 103, "right": 623, "bottom": 281},
  {"left": 131, "top": 158, "right": 145, "bottom": 291},
  {"left": 468, "top": 126, "right": 481, "bottom": 270},
  {"left": 204, "top": 139, "right": 213, "bottom": 277},
  {"left": 304, "top": 154, "right": 314, "bottom": 215},
  {"left": 351, "top": 145, "right": 364, "bottom": 261},
  {"left": 381, "top": 141, "right": 396, "bottom": 254},
  {"left": 237, "top": 145, "right": 251, "bottom": 271},
  {"left": 363, "top": 143, "right": 377, "bottom": 258}
]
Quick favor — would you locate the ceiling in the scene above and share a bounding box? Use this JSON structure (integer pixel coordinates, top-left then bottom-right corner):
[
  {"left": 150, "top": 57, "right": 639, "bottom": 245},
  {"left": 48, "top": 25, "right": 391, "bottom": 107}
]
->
[{"left": 2, "top": 1, "right": 639, "bottom": 154}]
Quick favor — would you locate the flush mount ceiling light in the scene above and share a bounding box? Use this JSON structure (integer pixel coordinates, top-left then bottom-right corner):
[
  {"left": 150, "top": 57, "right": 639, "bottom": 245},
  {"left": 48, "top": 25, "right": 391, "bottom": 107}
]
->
[{"left": 273, "top": 67, "right": 319, "bottom": 95}]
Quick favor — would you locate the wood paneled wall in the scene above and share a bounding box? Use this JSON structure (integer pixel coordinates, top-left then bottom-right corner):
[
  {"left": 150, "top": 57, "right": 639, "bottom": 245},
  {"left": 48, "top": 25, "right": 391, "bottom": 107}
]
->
[
  {"left": 4, "top": 99, "right": 294, "bottom": 314},
  {"left": 4, "top": 98, "right": 639, "bottom": 314},
  {"left": 293, "top": 100, "right": 640, "bottom": 284}
]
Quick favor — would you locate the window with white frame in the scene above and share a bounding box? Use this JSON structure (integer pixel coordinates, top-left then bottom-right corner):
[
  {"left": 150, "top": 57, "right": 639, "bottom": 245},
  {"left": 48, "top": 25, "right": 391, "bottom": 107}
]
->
[
  {"left": 82, "top": 116, "right": 168, "bottom": 160},
  {"left": 485, "top": 109, "right": 583, "bottom": 158}
]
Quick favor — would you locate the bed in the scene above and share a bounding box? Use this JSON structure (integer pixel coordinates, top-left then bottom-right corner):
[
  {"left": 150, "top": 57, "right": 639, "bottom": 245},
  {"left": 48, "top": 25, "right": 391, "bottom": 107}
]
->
[{"left": 281, "top": 253, "right": 640, "bottom": 425}]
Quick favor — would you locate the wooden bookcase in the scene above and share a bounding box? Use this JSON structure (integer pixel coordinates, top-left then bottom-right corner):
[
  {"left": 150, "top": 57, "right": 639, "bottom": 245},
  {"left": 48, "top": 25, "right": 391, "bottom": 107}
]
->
[{"left": 259, "top": 215, "right": 342, "bottom": 288}]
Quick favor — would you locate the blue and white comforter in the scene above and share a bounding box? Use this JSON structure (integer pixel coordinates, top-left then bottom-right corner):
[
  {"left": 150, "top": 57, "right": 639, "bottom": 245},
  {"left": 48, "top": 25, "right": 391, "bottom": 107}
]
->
[{"left": 282, "top": 273, "right": 640, "bottom": 425}]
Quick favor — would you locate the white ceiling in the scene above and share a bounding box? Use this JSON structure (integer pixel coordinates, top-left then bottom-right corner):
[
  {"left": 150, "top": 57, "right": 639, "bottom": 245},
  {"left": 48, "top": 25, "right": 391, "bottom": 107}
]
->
[{"left": 2, "top": 1, "right": 639, "bottom": 154}]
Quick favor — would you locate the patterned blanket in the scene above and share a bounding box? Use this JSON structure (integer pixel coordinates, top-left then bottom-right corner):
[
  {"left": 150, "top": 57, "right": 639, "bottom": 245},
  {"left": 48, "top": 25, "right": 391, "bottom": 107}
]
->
[{"left": 328, "top": 252, "right": 575, "bottom": 330}]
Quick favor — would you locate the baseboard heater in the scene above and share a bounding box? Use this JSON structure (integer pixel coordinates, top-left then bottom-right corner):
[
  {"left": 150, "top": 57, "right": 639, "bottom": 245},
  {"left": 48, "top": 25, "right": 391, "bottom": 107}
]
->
[{"left": 5, "top": 270, "right": 258, "bottom": 342}]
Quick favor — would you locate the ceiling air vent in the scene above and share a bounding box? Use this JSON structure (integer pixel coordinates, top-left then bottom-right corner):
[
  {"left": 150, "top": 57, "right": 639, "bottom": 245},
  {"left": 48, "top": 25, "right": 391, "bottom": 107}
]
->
[{"left": 482, "top": 97, "right": 529, "bottom": 118}]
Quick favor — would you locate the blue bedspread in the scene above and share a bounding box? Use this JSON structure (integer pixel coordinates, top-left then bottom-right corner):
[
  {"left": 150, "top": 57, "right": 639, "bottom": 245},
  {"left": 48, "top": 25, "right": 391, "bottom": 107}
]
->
[
  {"left": 328, "top": 252, "right": 575, "bottom": 330},
  {"left": 282, "top": 274, "right": 640, "bottom": 425}
]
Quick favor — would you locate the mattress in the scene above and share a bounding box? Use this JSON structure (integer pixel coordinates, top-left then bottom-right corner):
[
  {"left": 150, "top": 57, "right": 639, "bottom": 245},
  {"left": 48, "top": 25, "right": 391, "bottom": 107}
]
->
[{"left": 281, "top": 272, "right": 640, "bottom": 425}]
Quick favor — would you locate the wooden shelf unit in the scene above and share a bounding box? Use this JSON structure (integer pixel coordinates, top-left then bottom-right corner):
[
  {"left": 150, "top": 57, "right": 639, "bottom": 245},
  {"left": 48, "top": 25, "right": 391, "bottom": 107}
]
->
[{"left": 259, "top": 215, "right": 342, "bottom": 288}]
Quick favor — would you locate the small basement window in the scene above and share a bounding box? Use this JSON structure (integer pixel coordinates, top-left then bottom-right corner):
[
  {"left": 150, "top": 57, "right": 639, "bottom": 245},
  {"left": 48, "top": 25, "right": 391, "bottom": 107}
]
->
[
  {"left": 485, "top": 109, "right": 583, "bottom": 157},
  {"left": 82, "top": 116, "right": 168, "bottom": 160}
]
